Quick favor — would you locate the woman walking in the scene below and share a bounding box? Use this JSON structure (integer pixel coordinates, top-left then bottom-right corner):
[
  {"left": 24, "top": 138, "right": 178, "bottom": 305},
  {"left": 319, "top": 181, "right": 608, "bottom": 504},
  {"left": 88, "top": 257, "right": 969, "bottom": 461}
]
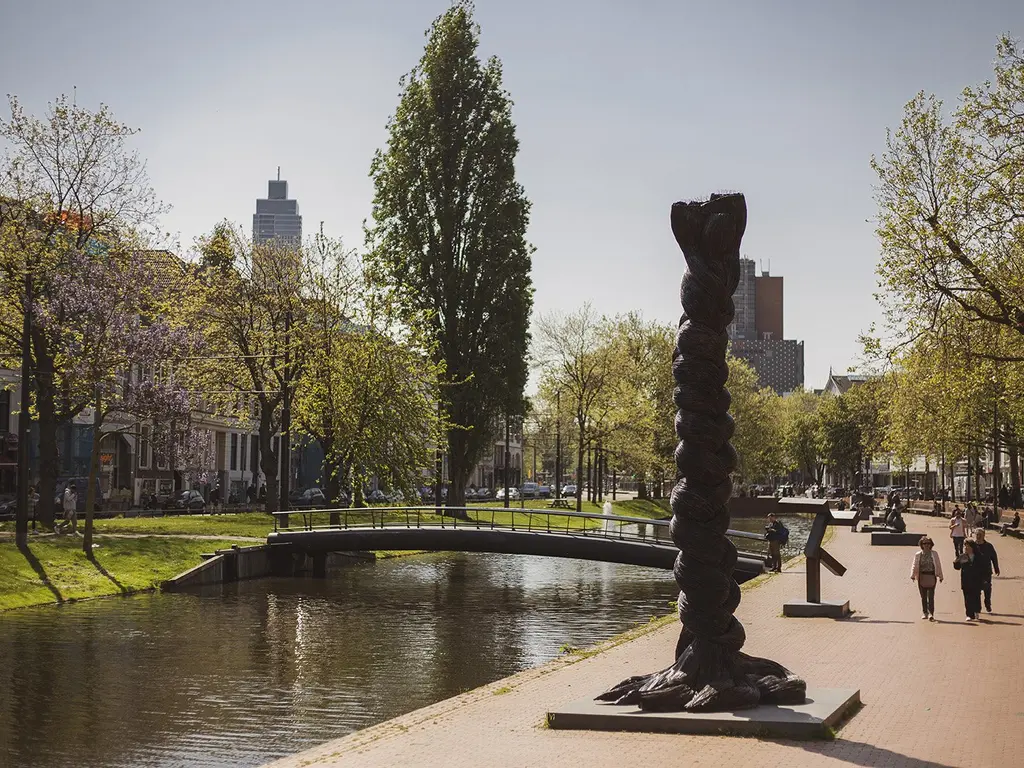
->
[
  {"left": 954, "top": 539, "right": 984, "bottom": 622},
  {"left": 950, "top": 507, "right": 967, "bottom": 557},
  {"left": 910, "top": 536, "right": 943, "bottom": 620}
]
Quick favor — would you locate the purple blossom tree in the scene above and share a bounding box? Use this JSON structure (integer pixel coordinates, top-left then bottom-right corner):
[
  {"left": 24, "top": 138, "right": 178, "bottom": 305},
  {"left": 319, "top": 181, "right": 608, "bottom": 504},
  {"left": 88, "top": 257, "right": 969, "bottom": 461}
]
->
[{"left": 39, "top": 245, "right": 202, "bottom": 556}]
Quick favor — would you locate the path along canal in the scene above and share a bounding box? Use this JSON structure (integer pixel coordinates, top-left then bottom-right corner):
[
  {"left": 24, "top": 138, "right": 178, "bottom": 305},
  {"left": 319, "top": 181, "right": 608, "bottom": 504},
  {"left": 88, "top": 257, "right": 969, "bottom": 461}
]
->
[{"left": 0, "top": 514, "right": 813, "bottom": 767}]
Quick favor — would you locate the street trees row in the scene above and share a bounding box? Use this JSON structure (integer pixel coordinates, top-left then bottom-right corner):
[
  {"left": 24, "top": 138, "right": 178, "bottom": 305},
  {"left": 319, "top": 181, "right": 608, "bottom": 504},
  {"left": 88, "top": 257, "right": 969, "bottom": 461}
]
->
[
  {"left": 0, "top": 2, "right": 535, "bottom": 546},
  {"left": 871, "top": 35, "right": 1024, "bottom": 500}
]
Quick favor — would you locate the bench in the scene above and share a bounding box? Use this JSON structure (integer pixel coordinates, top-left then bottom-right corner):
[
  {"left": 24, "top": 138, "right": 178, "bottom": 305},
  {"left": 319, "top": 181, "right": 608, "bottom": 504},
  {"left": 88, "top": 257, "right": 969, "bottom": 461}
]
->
[{"left": 548, "top": 498, "right": 573, "bottom": 509}]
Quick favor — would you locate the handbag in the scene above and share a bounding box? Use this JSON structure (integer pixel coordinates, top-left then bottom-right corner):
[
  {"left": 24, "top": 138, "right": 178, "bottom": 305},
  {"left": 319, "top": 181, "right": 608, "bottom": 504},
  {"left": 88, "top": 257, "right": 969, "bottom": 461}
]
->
[{"left": 918, "top": 572, "right": 937, "bottom": 589}]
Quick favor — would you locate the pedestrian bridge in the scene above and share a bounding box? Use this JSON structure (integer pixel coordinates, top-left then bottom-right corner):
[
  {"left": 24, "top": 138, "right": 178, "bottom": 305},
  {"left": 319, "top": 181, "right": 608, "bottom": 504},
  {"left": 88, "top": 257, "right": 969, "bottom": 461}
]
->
[{"left": 266, "top": 507, "right": 769, "bottom": 584}]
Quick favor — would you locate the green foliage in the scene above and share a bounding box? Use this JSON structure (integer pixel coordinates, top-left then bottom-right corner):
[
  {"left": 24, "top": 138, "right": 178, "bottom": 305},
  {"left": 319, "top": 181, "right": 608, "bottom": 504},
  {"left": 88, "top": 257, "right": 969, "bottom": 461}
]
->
[
  {"left": 367, "top": 2, "right": 533, "bottom": 505},
  {"left": 727, "top": 354, "right": 786, "bottom": 483}
]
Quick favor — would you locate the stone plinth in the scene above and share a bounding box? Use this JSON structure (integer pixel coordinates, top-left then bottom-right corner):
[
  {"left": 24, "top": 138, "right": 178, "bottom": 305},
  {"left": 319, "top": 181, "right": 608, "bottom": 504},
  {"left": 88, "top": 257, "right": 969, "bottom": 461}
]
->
[
  {"left": 783, "top": 599, "right": 851, "bottom": 618},
  {"left": 547, "top": 688, "right": 861, "bottom": 739}
]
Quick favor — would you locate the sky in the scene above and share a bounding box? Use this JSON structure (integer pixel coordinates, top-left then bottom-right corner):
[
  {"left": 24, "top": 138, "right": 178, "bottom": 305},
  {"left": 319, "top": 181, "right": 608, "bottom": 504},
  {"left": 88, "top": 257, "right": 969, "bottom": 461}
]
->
[{"left": 2, "top": 0, "right": 1022, "bottom": 389}]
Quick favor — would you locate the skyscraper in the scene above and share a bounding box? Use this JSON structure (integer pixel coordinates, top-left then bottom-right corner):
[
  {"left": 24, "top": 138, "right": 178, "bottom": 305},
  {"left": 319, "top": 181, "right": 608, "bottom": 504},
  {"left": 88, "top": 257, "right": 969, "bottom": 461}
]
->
[
  {"left": 728, "top": 258, "right": 804, "bottom": 394},
  {"left": 253, "top": 171, "right": 302, "bottom": 245}
]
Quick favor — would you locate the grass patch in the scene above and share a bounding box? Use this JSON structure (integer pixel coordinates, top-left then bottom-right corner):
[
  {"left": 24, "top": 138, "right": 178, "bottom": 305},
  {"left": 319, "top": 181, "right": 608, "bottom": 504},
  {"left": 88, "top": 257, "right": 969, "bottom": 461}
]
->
[{"left": 0, "top": 536, "right": 240, "bottom": 611}]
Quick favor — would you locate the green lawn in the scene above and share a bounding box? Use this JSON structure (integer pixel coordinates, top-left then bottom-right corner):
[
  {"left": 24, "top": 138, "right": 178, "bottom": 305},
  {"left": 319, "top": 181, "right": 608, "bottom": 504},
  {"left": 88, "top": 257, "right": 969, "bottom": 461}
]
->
[{"left": 0, "top": 536, "right": 241, "bottom": 611}]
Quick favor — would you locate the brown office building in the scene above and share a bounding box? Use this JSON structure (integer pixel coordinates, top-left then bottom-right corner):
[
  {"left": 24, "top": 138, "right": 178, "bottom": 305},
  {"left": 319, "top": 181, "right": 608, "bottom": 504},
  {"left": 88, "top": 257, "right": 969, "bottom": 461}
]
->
[{"left": 728, "top": 259, "right": 804, "bottom": 394}]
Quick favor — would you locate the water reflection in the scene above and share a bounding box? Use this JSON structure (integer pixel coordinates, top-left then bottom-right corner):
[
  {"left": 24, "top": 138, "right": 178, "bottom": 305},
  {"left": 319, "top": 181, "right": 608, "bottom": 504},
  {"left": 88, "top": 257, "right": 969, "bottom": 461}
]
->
[{"left": 0, "top": 553, "right": 675, "bottom": 768}]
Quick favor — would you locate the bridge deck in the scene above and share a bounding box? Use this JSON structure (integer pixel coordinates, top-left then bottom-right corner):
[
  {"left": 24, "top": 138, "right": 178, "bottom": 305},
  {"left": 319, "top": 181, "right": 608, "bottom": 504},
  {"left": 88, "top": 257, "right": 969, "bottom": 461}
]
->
[{"left": 267, "top": 526, "right": 766, "bottom": 583}]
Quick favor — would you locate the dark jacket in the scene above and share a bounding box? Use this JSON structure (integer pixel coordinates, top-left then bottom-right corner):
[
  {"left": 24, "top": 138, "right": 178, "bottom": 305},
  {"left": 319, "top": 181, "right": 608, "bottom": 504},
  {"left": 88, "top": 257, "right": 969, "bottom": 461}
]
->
[
  {"left": 765, "top": 520, "right": 784, "bottom": 542},
  {"left": 974, "top": 541, "right": 999, "bottom": 576},
  {"left": 954, "top": 554, "right": 984, "bottom": 591}
]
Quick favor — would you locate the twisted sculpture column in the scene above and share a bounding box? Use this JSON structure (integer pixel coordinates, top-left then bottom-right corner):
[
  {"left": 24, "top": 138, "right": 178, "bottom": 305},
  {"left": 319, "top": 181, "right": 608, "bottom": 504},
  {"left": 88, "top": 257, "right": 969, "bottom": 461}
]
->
[{"left": 598, "top": 194, "right": 805, "bottom": 712}]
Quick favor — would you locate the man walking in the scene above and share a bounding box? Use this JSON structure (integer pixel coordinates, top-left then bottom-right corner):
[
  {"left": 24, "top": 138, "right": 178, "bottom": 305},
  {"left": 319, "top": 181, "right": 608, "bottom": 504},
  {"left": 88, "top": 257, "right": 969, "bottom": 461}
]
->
[
  {"left": 950, "top": 506, "right": 967, "bottom": 557},
  {"left": 61, "top": 482, "right": 78, "bottom": 535},
  {"left": 765, "top": 513, "right": 785, "bottom": 573},
  {"left": 973, "top": 528, "right": 1000, "bottom": 614}
]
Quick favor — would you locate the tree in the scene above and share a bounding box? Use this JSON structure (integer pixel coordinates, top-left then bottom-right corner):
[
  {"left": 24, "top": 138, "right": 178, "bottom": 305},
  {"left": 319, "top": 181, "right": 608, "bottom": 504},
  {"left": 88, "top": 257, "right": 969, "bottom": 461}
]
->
[
  {"left": 535, "top": 304, "right": 615, "bottom": 511},
  {"left": 0, "top": 94, "right": 162, "bottom": 529},
  {"left": 727, "top": 354, "right": 785, "bottom": 484},
  {"left": 872, "top": 37, "right": 1024, "bottom": 359},
  {"left": 780, "top": 389, "right": 821, "bottom": 484},
  {"left": 367, "top": 1, "right": 533, "bottom": 508},
  {"left": 194, "top": 225, "right": 306, "bottom": 514},
  {"left": 40, "top": 245, "right": 199, "bottom": 556},
  {"left": 294, "top": 233, "right": 443, "bottom": 506},
  {"left": 816, "top": 394, "right": 861, "bottom": 488}
]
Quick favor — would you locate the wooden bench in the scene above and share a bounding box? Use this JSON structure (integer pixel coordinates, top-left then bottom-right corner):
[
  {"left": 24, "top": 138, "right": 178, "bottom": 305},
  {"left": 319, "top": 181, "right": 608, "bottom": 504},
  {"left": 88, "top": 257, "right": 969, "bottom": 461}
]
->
[{"left": 548, "top": 498, "right": 573, "bottom": 509}]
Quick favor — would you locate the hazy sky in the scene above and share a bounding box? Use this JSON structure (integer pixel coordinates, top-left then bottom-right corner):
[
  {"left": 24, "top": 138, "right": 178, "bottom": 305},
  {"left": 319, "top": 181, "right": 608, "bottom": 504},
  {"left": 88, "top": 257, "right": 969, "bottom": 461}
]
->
[{"left": 3, "top": 1, "right": 1022, "bottom": 388}]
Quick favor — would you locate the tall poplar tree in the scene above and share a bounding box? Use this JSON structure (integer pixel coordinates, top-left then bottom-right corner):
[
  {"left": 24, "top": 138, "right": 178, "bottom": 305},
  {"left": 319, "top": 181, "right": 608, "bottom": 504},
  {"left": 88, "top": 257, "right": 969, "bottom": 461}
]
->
[{"left": 368, "top": 2, "right": 533, "bottom": 508}]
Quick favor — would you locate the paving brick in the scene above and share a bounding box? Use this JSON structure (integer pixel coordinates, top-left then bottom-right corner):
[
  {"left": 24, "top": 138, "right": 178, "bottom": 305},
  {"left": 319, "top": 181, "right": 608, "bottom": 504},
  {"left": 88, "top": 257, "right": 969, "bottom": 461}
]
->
[{"left": 266, "top": 516, "right": 1024, "bottom": 768}]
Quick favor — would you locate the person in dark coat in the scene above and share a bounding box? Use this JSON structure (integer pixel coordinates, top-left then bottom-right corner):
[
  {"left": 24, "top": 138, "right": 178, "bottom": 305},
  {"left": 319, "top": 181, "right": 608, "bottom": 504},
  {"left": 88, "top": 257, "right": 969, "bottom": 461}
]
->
[
  {"left": 973, "top": 528, "right": 1000, "bottom": 613},
  {"left": 953, "top": 539, "right": 985, "bottom": 621}
]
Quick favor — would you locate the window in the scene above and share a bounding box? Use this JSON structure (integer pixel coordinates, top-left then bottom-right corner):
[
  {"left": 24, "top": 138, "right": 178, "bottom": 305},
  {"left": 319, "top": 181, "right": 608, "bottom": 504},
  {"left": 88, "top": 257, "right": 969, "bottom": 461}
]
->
[
  {"left": 139, "top": 425, "right": 151, "bottom": 469},
  {"left": 0, "top": 389, "right": 10, "bottom": 433},
  {"left": 230, "top": 432, "right": 238, "bottom": 471},
  {"left": 240, "top": 435, "right": 248, "bottom": 476}
]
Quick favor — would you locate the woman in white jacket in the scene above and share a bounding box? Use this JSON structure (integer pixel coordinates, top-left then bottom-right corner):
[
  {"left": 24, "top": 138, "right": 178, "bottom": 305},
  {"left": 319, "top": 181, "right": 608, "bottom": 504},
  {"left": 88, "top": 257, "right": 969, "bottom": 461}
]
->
[{"left": 910, "top": 536, "right": 943, "bottom": 621}]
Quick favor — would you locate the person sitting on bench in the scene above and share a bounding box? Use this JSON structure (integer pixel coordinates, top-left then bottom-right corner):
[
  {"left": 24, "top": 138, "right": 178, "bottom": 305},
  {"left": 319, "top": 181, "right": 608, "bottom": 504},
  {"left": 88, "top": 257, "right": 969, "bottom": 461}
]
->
[{"left": 999, "top": 511, "right": 1020, "bottom": 537}]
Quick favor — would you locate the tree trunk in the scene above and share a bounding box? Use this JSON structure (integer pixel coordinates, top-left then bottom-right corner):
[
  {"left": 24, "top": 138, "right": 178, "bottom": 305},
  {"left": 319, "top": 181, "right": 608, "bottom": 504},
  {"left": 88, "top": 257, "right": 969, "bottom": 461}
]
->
[
  {"left": 83, "top": 400, "right": 103, "bottom": 557},
  {"left": 258, "top": 409, "right": 279, "bottom": 515},
  {"left": 445, "top": 425, "right": 470, "bottom": 518},
  {"left": 576, "top": 422, "right": 585, "bottom": 512},
  {"left": 599, "top": 194, "right": 804, "bottom": 712},
  {"left": 637, "top": 471, "right": 649, "bottom": 500},
  {"left": 32, "top": 337, "right": 59, "bottom": 529}
]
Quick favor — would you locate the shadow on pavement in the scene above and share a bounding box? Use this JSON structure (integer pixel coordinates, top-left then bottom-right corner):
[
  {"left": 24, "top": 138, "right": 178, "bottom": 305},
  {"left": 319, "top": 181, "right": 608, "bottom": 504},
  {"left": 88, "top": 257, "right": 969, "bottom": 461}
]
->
[
  {"left": 18, "top": 543, "right": 64, "bottom": 603},
  {"left": 799, "top": 738, "right": 950, "bottom": 768},
  {"left": 837, "top": 615, "right": 914, "bottom": 625}
]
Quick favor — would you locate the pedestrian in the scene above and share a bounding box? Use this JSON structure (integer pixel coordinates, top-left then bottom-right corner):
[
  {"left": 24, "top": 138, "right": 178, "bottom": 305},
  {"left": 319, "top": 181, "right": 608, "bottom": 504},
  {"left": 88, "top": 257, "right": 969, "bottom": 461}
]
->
[
  {"left": 972, "top": 528, "right": 1000, "bottom": 614},
  {"left": 953, "top": 539, "right": 984, "bottom": 622},
  {"left": 246, "top": 483, "right": 256, "bottom": 505},
  {"left": 764, "top": 513, "right": 785, "bottom": 573},
  {"left": 950, "top": 507, "right": 967, "bottom": 558},
  {"left": 965, "top": 503, "right": 977, "bottom": 535},
  {"left": 999, "top": 510, "right": 1020, "bottom": 536},
  {"left": 61, "top": 482, "right": 78, "bottom": 535},
  {"left": 910, "top": 536, "right": 943, "bottom": 621},
  {"left": 210, "top": 485, "right": 221, "bottom": 513}
]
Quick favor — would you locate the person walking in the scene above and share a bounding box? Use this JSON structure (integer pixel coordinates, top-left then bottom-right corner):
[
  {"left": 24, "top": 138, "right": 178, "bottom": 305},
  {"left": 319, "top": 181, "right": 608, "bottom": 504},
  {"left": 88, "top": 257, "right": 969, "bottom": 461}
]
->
[
  {"left": 954, "top": 539, "right": 984, "bottom": 622},
  {"left": 764, "top": 513, "right": 785, "bottom": 573},
  {"left": 965, "top": 503, "right": 977, "bottom": 535},
  {"left": 950, "top": 507, "right": 967, "bottom": 558},
  {"left": 972, "top": 528, "right": 1000, "bottom": 614},
  {"left": 910, "top": 536, "right": 943, "bottom": 621},
  {"left": 61, "top": 483, "right": 78, "bottom": 535}
]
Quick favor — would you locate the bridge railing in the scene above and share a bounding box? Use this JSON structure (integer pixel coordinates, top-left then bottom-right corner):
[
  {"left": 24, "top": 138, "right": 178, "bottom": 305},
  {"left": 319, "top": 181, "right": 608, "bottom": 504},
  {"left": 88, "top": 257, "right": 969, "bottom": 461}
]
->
[{"left": 271, "top": 505, "right": 773, "bottom": 559}]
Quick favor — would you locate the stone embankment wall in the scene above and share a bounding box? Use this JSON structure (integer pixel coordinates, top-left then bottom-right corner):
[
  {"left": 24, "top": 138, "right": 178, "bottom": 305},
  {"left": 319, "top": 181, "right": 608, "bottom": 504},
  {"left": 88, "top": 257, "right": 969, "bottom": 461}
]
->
[{"left": 162, "top": 544, "right": 373, "bottom": 590}]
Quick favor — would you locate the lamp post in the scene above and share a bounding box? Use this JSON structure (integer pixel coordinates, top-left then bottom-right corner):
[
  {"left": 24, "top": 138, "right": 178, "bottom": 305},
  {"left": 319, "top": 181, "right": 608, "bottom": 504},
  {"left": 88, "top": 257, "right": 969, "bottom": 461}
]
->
[
  {"left": 503, "top": 410, "right": 511, "bottom": 509},
  {"left": 554, "top": 390, "right": 561, "bottom": 501}
]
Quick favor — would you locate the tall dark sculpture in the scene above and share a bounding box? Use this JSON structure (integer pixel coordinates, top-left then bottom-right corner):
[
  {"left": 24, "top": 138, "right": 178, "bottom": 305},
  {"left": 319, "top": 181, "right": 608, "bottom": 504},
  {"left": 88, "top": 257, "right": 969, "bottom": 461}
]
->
[{"left": 598, "top": 194, "right": 806, "bottom": 712}]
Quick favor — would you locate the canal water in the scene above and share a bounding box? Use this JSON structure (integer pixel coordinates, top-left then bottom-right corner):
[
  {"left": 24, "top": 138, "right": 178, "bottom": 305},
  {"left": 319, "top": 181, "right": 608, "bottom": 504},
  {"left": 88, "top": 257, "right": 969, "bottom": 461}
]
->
[{"left": 0, "top": 515, "right": 813, "bottom": 768}]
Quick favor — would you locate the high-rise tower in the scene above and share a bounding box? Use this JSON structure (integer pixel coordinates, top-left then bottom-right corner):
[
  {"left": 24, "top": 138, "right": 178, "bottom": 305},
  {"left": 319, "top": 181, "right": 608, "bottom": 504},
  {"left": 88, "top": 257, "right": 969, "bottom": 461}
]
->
[{"left": 253, "top": 170, "right": 302, "bottom": 245}]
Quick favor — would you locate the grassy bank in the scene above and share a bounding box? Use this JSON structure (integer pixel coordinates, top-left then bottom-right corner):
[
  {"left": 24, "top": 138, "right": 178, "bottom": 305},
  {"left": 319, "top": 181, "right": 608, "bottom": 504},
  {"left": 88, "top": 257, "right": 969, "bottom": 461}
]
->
[{"left": 0, "top": 536, "right": 241, "bottom": 611}]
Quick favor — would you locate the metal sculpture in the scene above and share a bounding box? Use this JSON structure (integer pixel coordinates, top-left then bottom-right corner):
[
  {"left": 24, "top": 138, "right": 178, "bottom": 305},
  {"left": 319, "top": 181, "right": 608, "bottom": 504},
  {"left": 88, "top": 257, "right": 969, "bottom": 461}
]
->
[{"left": 598, "top": 194, "right": 806, "bottom": 712}]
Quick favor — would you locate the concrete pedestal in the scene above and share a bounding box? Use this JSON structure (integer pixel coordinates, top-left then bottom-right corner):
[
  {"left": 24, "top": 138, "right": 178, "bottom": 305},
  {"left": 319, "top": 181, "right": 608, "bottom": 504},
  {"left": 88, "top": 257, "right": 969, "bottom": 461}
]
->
[
  {"left": 547, "top": 688, "right": 861, "bottom": 739},
  {"left": 871, "top": 532, "right": 923, "bottom": 546},
  {"left": 861, "top": 524, "right": 894, "bottom": 533},
  {"left": 870, "top": 515, "right": 886, "bottom": 525},
  {"left": 783, "top": 599, "right": 851, "bottom": 618}
]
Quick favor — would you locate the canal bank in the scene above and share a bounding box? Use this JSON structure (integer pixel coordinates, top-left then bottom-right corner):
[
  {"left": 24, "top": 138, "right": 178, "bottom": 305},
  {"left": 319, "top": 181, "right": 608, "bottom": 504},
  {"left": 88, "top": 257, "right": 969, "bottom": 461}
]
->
[{"left": 266, "top": 517, "right": 1024, "bottom": 768}]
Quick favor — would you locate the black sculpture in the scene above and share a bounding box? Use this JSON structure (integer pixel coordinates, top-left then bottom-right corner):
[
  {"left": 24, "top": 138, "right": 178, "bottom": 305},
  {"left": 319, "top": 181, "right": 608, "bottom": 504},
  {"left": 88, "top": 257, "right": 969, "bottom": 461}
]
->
[{"left": 598, "top": 194, "right": 806, "bottom": 712}]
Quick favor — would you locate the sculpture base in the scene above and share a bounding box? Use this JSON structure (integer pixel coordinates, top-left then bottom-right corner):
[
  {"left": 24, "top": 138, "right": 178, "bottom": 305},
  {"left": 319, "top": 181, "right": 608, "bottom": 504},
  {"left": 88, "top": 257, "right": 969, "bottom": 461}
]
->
[
  {"left": 548, "top": 688, "right": 860, "bottom": 739},
  {"left": 783, "top": 599, "right": 850, "bottom": 618},
  {"left": 870, "top": 532, "right": 923, "bottom": 546},
  {"left": 870, "top": 515, "right": 886, "bottom": 525}
]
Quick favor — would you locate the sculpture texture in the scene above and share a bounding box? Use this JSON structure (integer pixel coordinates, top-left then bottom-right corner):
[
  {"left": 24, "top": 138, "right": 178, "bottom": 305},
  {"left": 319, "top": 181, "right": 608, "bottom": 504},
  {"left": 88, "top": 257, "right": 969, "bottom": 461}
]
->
[{"left": 598, "top": 194, "right": 806, "bottom": 712}]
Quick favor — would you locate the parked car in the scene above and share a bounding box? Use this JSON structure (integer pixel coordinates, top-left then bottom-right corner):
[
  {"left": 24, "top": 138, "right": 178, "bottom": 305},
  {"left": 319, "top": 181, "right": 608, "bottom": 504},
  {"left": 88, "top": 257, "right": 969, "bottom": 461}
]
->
[
  {"left": 561, "top": 484, "right": 578, "bottom": 497},
  {"left": 386, "top": 489, "right": 405, "bottom": 504},
  {"left": 474, "top": 487, "right": 493, "bottom": 501},
  {"left": 365, "top": 489, "right": 388, "bottom": 504},
  {"left": 0, "top": 493, "right": 17, "bottom": 521},
  {"left": 418, "top": 487, "right": 434, "bottom": 503},
  {"left": 537, "top": 485, "right": 552, "bottom": 499},
  {"left": 520, "top": 482, "right": 539, "bottom": 499},
  {"left": 494, "top": 487, "right": 521, "bottom": 501},
  {"left": 172, "top": 489, "right": 206, "bottom": 513},
  {"left": 464, "top": 487, "right": 477, "bottom": 500},
  {"left": 288, "top": 487, "right": 327, "bottom": 509}
]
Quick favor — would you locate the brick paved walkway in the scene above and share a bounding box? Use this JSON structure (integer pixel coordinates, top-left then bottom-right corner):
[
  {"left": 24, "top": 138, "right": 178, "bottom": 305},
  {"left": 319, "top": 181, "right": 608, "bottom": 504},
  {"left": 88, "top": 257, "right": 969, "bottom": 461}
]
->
[{"left": 266, "top": 516, "right": 1024, "bottom": 768}]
